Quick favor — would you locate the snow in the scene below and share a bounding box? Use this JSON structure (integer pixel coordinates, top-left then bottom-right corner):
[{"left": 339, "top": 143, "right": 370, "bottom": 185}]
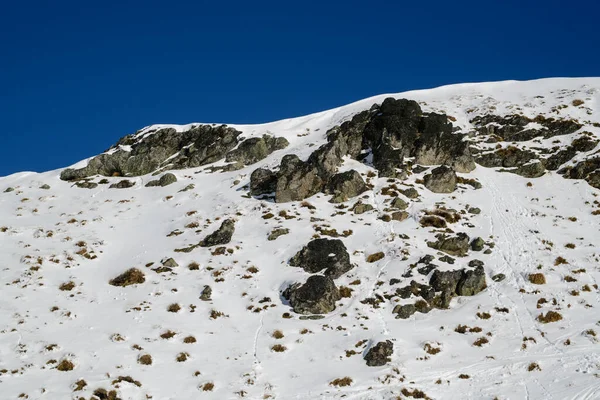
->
[{"left": 1, "top": 78, "right": 600, "bottom": 399}]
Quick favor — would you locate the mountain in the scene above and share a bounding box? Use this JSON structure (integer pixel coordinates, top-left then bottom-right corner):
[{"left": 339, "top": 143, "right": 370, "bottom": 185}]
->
[{"left": 1, "top": 78, "right": 600, "bottom": 400}]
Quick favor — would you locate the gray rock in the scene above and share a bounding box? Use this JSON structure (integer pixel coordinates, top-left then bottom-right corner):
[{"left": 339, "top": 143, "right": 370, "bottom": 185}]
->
[
  {"left": 391, "top": 211, "right": 409, "bottom": 222},
  {"left": 225, "top": 135, "right": 289, "bottom": 165},
  {"left": 429, "top": 269, "right": 464, "bottom": 292},
  {"left": 199, "top": 219, "right": 235, "bottom": 247},
  {"left": 468, "top": 207, "right": 481, "bottom": 214},
  {"left": 146, "top": 173, "right": 177, "bottom": 187},
  {"left": 268, "top": 228, "right": 289, "bottom": 241},
  {"left": 162, "top": 258, "right": 179, "bottom": 268},
  {"left": 40, "top": 184, "right": 51, "bottom": 190},
  {"left": 456, "top": 266, "right": 487, "bottom": 296},
  {"left": 75, "top": 181, "right": 98, "bottom": 189},
  {"left": 471, "top": 237, "right": 485, "bottom": 251},
  {"left": 427, "top": 233, "right": 470, "bottom": 256},
  {"left": 109, "top": 180, "right": 135, "bottom": 189},
  {"left": 4, "top": 187, "right": 14, "bottom": 193},
  {"left": 275, "top": 155, "right": 323, "bottom": 203},
  {"left": 60, "top": 124, "right": 242, "bottom": 181},
  {"left": 400, "top": 187, "right": 419, "bottom": 199},
  {"left": 352, "top": 202, "right": 374, "bottom": 214},
  {"left": 285, "top": 275, "right": 341, "bottom": 315},
  {"left": 393, "top": 304, "right": 416, "bottom": 319},
  {"left": 249, "top": 168, "right": 277, "bottom": 196},
  {"left": 501, "top": 161, "right": 546, "bottom": 178},
  {"left": 179, "top": 184, "right": 195, "bottom": 192},
  {"left": 390, "top": 197, "right": 408, "bottom": 210},
  {"left": 324, "top": 170, "right": 368, "bottom": 203},
  {"left": 289, "top": 238, "right": 353, "bottom": 279},
  {"left": 492, "top": 273, "right": 506, "bottom": 282},
  {"left": 424, "top": 166, "right": 457, "bottom": 193},
  {"left": 200, "top": 285, "right": 212, "bottom": 301},
  {"left": 364, "top": 340, "right": 394, "bottom": 367}
]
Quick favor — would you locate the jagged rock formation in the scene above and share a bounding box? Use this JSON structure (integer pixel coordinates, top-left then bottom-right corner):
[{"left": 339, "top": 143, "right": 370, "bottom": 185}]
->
[
  {"left": 199, "top": 219, "right": 235, "bottom": 247},
  {"left": 364, "top": 340, "right": 394, "bottom": 367},
  {"left": 225, "top": 135, "right": 289, "bottom": 165},
  {"left": 251, "top": 98, "right": 475, "bottom": 203}
]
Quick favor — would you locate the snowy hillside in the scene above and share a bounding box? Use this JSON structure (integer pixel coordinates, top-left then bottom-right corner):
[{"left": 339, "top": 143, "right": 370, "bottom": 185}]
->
[{"left": 1, "top": 78, "right": 600, "bottom": 400}]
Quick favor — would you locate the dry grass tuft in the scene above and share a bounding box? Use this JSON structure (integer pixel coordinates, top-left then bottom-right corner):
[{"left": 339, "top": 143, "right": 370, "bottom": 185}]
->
[
  {"left": 537, "top": 311, "right": 563, "bottom": 324},
  {"left": 109, "top": 268, "right": 145, "bottom": 287},
  {"left": 271, "top": 344, "right": 287, "bottom": 352},
  {"left": 272, "top": 330, "right": 284, "bottom": 339},
  {"left": 366, "top": 252, "right": 385, "bottom": 263},
  {"left": 138, "top": 354, "right": 152, "bottom": 365},
  {"left": 329, "top": 377, "right": 353, "bottom": 387},
  {"left": 528, "top": 273, "right": 546, "bottom": 285}
]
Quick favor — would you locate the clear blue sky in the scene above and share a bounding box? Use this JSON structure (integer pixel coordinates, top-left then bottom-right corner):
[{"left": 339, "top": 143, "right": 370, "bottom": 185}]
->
[{"left": 1, "top": 0, "right": 598, "bottom": 176}]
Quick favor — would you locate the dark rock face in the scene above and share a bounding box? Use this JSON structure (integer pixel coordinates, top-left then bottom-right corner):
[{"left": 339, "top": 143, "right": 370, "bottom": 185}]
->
[
  {"left": 199, "top": 219, "right": 235, "bottom": 247},
  {"left": 324, "top": 170, "right": 368, "bottom": 203},
  {"left": 249, "top": 168, "right": 277, "bottom": 196},
  {"left": 75, "top": 181, "right": 98, "bottom": 189},
  {"left": 544, "top": 137, "right": 598, "bottom": 170},
  {"left": 364, "top": 340, "right": 394, "bottom": 366},
  {"left": 200, "top": 285, "right": 212, "bottom": 301},
  {"left": 60, "top": 124, "right": 242, "bottom": 181},
  {"left": 476, "top": 147, "right": 538, "bottom": 168},
  {"left": 146, "top": 173, "right": 177, "bottom": 187},
  {"left": 471, "top": 237, "right": 485, "bottom": 251},
  {"left": 352, "top": 201, "right": 374, "bottom": 214},
  {"left": 289, "top": 239, "right": 353, "bottom": 279},
  {"left": 225, "top": 135, "right": 289, "bottom": 165},
  {"left": 427, "top": 233, "right": 470, "bottom": 256},
  {"left": 250, "top": 97, "right": 474, "bottom": 203},
  {"left": 502, "top": 161, "right": 546, "bottom": 178},
  {"left": 471, "top": 114, "right": 582, "bottom": 142},
  {"left": 393, "top": 304, "right": 416, "bottom": 319},
  {"left": 424, "top": 166, "right": 457, "bottom": 193},
  {"left": 285, "top": 275, "right": 341, "bottom": 315}
]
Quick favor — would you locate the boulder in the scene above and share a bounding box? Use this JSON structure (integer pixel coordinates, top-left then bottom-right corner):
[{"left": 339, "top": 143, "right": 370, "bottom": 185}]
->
[
  {"left": 390, "top": 197, "right": 408, "bottom": 210},
  {"left": 285, "top": 275, "right": 341, "bottom": 315},
  {"left": 470, "top": 237, "right": 485, "bottom": 251},
  {"left": 199, "top": 219, "right": 235, "bottom": 247},
  {"left": 289, "top": 238, "right": 353, "bottom": 279},
  {"left": 146, "top": 173, "right": 177, "bottom": 187},
  {"left": 364, "top": 340, "right": 394, "bottom": 367},
  {"left": 424, "top": 166, "right": 457, "bottom": 193},
  {"left": 275, "top": 155, "right": 323, "bottom": 203},
  {"left": 109, "top": 180, "right": 135, "bottom": 189},
  {"left": 352, "top": 201, "right": 374, "bottom": 214},
  {"left": 393, "top": 304, "right": 416, "bottom": 319},
  {"left": 249, "top": 168, "right": 277, "bottom": 196},
  {"left": 427, "top": 233, "right": 470, "bottom": 256},
  {"left": 400, "top": 187, "right": 419, "bottom": 199},
  {"left": 456, "top": 266, "right": 487, "bottom": 296},
  {"left": 429, "top": 269, "right": 464, "bottom": 292},
  {"left": 200, "top": 285, "right": 212, "bottom": 301},
  {"left": 324, "top": 170, "right": 368, "bottom": 203}
]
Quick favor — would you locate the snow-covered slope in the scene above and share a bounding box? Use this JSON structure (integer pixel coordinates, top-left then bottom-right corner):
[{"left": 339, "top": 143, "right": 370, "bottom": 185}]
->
[{"left": 1, "top": 78, "right": 600, "bottom": 400}]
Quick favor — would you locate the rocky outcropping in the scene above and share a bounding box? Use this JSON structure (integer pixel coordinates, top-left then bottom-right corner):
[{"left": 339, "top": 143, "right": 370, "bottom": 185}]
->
[
  {"left": 225, "top": 135, "right": 289, "bottom": 165},
  {"left": 289, "top": 238, "right": 353, "bottom": 279},
  {"left": 471, "top": 114, "right": 582, "bottom": 142},
  {"left": 60, "top": 124, "right": 242, "bottom": 180},
  {"left": 427, "top": 233, "right": 470, "bottom": 256},
  {"left": 250, "top": 97, "right": 475, "bottom": 203},
  {"left": 324, "top": 170, "right": 368, "bottom": 203},
  {"left": 429, "top": 266, "right": 486, "bottom": 296},
  {"left": 284, "top": 275, "right": 341, "bottom": 314}
]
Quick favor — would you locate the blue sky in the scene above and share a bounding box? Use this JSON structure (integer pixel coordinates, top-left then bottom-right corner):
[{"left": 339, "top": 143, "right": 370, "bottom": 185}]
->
[{"left": 1, "top": 0, "right": 598, "bottom": 176}]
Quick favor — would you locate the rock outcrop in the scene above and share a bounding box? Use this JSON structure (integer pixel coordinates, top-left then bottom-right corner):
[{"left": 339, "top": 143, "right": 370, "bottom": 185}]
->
[
  {"left": 199, "top": 219, "right": 235, "bottom": 247},
  {"left": 225, "top": 135, "right": 289, "bottom": 165},
  {"left": 324, "top": 170, "right": 368, "bottom": 203},
  {"left": 289, "top": 238, "right": 353, "bottom": 279},
  {"left": 424, "top": 166, "right": 457, "bottom": 193},
  {"left": 284, "top": 275, "right": 341, "bottom": 315},
  {"left": 146, "top": 173, "right": 177, "bottom": 187}
]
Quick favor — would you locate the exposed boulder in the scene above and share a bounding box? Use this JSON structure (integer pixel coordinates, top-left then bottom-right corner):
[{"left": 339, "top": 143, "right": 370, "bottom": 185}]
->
[
  {"left": 352, "top": 201, "right": 374, "bottom": 214},
  {"left": 225, "top": 135, "right": 289, "bottom": 165},
  {"left": 162, "top": 258, "right": 178, "bottom": 268},
  {"left": 427, "top": 233, "right": 470, "bottom": 256},
  {"left": 476, "top": 146, "right": 538, "bottom": 168},
  {"left": 324, "top": 170, "right": 368, "bottom": 203},
  {"left": 502, "top": 161, "right": 546, "bottom": 178},
  {"left": 289, "top": 238, "right": 353, "bottom": 279},
  {"left": 109, "top": 180, "right": 135, "bottom": 189},
  {"left": 400, "top": 187, "right": 419, "bottom": 199},
  {"left": 456, "top": 266, "right": 487, "bottom": 296},
  {"left": 60, "top": 124, "right": 241, "bottom": 181},
  {"left": 249, "top": 168, "right": 277, "bottom": 196},
  {"left": 393, "top": 304, "right": 416, "bottom": 319},
  {"left": 423, "top": 166, "right": 457, "bottom": 193},
  {"left": 199, "top": 219, "right": 235, "bottom": 247},
  {"left": 364, "top": 340, "right": 394, "bottom": 367},
  {"left": 146, "top": 173, "right": 177, "bottom": 187},
  {"left": 285, "top": 275, "right": 341, "bottom": 315},
  {"left": 200, "top": 285, "right": 212, "bottom": 301},
  {"left": 75, "top": 181, "right": 98, "bottom": 189},
  {"left": 275, "top": 155, "right": 323, "bottom": 203},
  {"left": 429, "top": 269, "right": 464, "bottom": 292},
  {"left": 390, "top": 197, "right": 408, "bottom": 210},
  {"left": 471, "top": 237, "right": 485, "bottom": 251},
  {"left": 40, "top": 184, "right": 51, "bottom": 190}
]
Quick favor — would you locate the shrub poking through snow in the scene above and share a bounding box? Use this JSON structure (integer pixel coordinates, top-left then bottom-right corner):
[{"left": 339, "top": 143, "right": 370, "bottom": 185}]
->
[
  {"left": 537, "top": 311, "right": 563, "bottom": 323},
  {"left": 528, "top": 273, "right": 546, "bottom": 285},
  {"left": 109, "top": 268, "right": 145, "bottom": 287}
]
